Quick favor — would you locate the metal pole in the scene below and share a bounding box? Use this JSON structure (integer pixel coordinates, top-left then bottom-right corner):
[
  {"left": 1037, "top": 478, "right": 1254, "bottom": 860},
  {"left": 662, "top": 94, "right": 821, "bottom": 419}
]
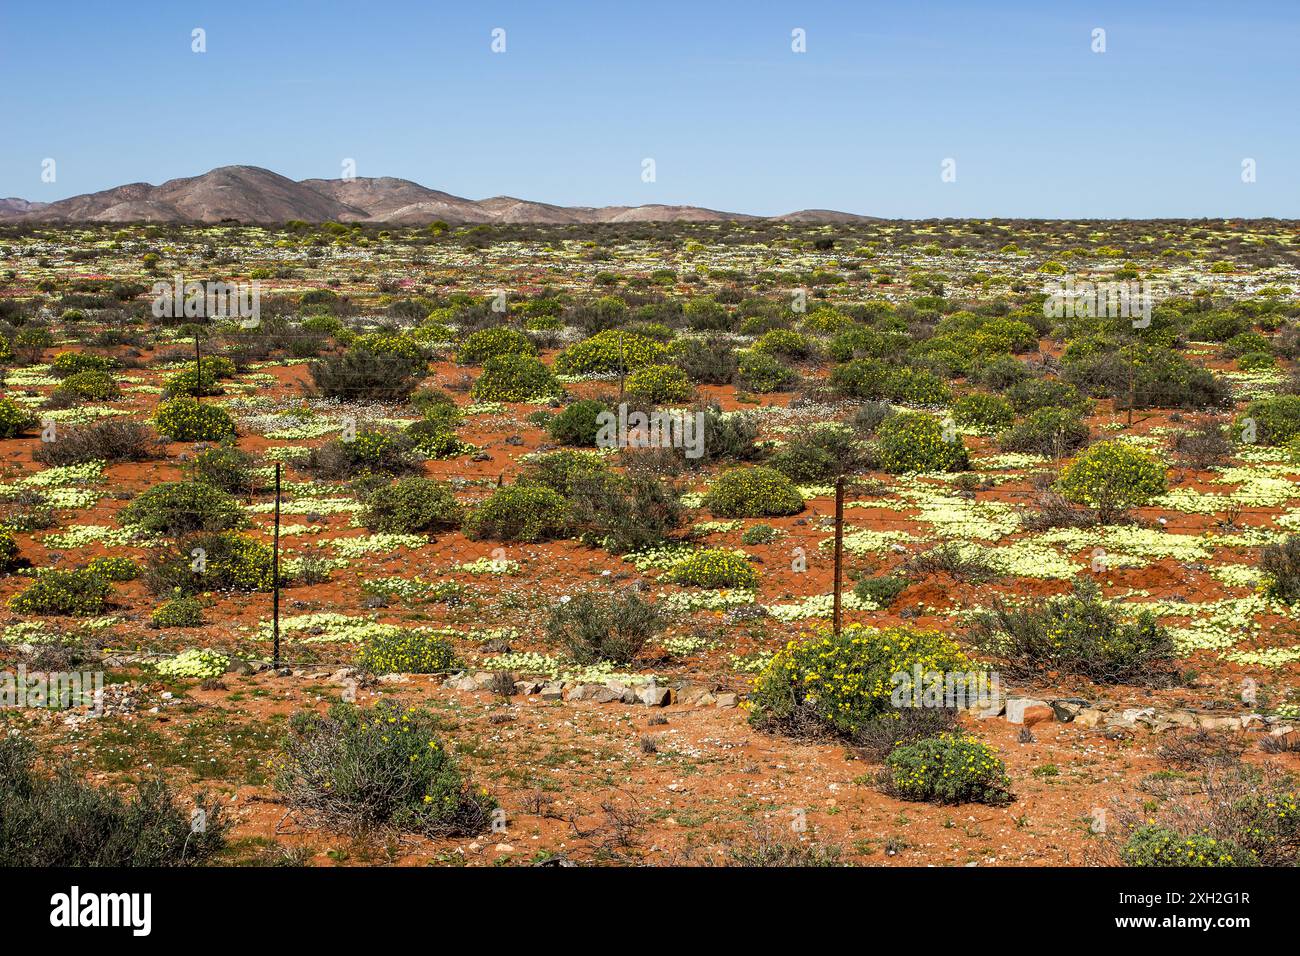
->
[
  {"left": 194, "top": 334, "right": 203, "bottom": 400},
  {"left": 272, "top": 462, "right": 281, "bottom": 670},
  {"left": 832, "top": 475, "right": 845, "bottom": 636}
]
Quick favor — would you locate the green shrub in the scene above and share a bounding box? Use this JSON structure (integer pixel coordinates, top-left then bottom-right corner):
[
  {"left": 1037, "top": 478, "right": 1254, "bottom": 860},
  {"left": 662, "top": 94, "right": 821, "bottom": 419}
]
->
[
  {"left": 1005, "top": 378, "right": 1087, "bottom": 413},
  {"left": 741, "top": 523, "right": 780, "bottom": 545},
  {"left": 753, "top": 329, "right": 813, "bottom": 359},
  {"left": 1238, "top": 351, "right": 1276, "bottom": 371},
  {"left": 50, "top": 351, "right": 117, "bottom": 377},
  {"left": 145, "top": 532, "right": 275, "bottom": 595},
  {"left": 0, "top": 735, "right": 226, "bottom": 866},
  {"left": 997, "top": 407, "right": 1091, "bottom": 457},
  {"left": 188, "top": 444, "right": 256, "bottom": 493},
  {"left": 1237, "top": 395, "right": 1300, "bottom": 445},
  {"left": 151, "top": 594, "right": 205, "bottom": 627},
  {"left": 0, "top": 398, "right": 36, "bottom": 439},
  {"left": 544, "top": 591, "right": 664, "bottom": 665},
  {"left": 1121, "top": 826, "right": 1255, "bottom": 867},
  {"left": 85, "top": 556, "right": 140, "bottom": 582},
  {"left": 275, "top": 700, "right": 494, "bottom": 837},
  {"left": 875, "top": 412, "right": 969, "bottom": 473},
  {"left": 625, "top": 364, "right": 692, "bottom": 403},
  {"left": 672, "top": 336, "right": 737, "bottom": 384},
  {"left": 1056, "top": 440, "right": 1166, "bottom": 519},
  {"left": 121, "top": 480, "right": 245, "bottom": 536},
  {"left": 357, "top": 628, "right": 458, "bottom": 674},
  {"left": 554, "top": 330, "right": 667, "bottom": 375},
  {"left": 463, "top": 484, "right": 570, "bottom": 542},
  {"left": 8, "top": 569, "right": 111, "bottom": 616},
  {"left": 361, "top": 477, "right": 463, "bottom": 534},
  {"left": 952, "top": 393, "right": 1014, "bottom": 430},
  {"left": 749, "top": 624, "right": 971, "bottom": 739},
  {"left": 566, "top": 470, "right": 686, "bottom": 554},
  {"left": 705, "top": 466, "right": 805, "bottom": 518},
  {"left": 310, "top": 347, "right": 426, "bottom": 402},
  {"left": 1259, "top": 535, "right": 1300, "bottom": 602},
  {"left": 768, "top": 424, "right": 865, "bottom": 482},
  {"left": 882, "top": 734, "right": 1013, "bottom": 805},
  {"left": 547, "top": 399, "right": 609, "bottom": 446},
  {"left": 456, "top": 326, "right": 536, "bottom": 364},
  {"left": 32, "top": 420, "right": 155, "bottom": 466},
  {"left": 666, "top": 549, "right": 758, "bottom": 589},
  {"left": 737, "top": 351, "right": 797, "bottom": 392},
  {"left": 302, "top": 429, "right": 420, "bottom": 479},
  {"left": 153, "top": 397, "right": 237, "bottom": 442},
  {"left": 55, "top": 369, "right": 120, "bottom": 402},
  {"left": 0, "top": 528, "right": 20, "bottom": 572},
  {"left": 969, "top": 581, "right": 1176, "bottom": 683},
  {"left": 518, "top": 450, "right": 610, "bottom": 497},
  {"left": 853, "top": 573, "right": 909, "bottom": 607},
  {"left": 471, "top": 354, "right": 560, "bottom": 402}
]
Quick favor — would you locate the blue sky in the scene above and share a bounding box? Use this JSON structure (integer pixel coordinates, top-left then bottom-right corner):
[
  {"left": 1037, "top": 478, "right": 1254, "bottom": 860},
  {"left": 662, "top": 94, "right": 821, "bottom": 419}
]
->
[{"left": 2, "top": 0, "right": 1297, "bottom": 217}]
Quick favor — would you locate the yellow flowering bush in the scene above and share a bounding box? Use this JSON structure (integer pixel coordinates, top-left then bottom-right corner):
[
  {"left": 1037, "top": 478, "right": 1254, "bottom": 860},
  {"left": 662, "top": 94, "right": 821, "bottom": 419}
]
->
[
  {"left": 665, "top": 548, "right": 758, "bottom": 589},
  {"left": 276, "top": 700, "right": 495, "bottom": 837},
  {"left": 356, "top": 628, "right": 458, "bottom": 674},
  {"left": 554, "top": 330, "right": 667, "bottom": 375},
  {"left": 153, "top": 396, "right": 237, "bottom": 442},
  {"left": 1056, "top": 440, "right": 1166, "bottom": 520},
  {"left": 1121, "top": 826, "right": 1255, "bottom": 867},
  {"left": 883, "top": 733, "right": 1013, "bottom": 805},
  {"left": 749, "top": 624, "right": 970, "bottom": 738},
  {"left": 705, "top": 466, "right": 805, "bottom": 518},
  {"left": 875, "top": 412, "right": 970, "bottom": 473},
  {"left": 624, "top": 364, "right": 692, "bottom": 403}
]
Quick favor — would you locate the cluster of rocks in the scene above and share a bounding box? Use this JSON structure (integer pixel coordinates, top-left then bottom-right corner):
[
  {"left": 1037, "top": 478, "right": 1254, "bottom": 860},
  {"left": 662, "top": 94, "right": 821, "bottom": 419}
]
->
[
  {"left": 442, "top": 671, "right": 739, "bottom": 709},
  {"left": 982, "top": 694, "right": 1296, "bottom": 737}
]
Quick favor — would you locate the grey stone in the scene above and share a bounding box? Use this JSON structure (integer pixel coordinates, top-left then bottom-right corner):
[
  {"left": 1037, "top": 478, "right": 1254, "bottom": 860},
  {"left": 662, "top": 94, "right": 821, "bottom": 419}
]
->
[
  {"left": 1004, "top": 697, "right": 1049, "bottom": 724},
  {"left": 714, "top": 693, "right": 739, "bottom": 708}
]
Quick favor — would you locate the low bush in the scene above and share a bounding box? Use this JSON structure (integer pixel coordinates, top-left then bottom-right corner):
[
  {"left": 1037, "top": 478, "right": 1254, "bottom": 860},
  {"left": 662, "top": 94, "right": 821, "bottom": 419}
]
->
[
  {"left": 952, "top": 392, "right": 1014, "bottom": 431},
  {"left": 768, "top": 423, "right": 865, "bottom": 482},
  {"left": 666, "top": 549, "right": 758, "bottom": 589},
  {"left": 188, "top": 444, "right": 257, "bottom": 493},
  {"left": 1121, "top": 826, "right": 1255, "bottom": 867},
  {"left": 672, "top": 336, "right": 737, "bottom": 384},
  {"left": 153, "top": 397, "right": 237, "bottom": 442},
  {"left": 853, "top": 573, "right": 909, "bottom": 608},
  {"left": 145, "top": 532, "right": 275, "bottom": 595},
  {"left": 1237, "top": 395, "right": 1300, "bottom": 445},
  {"left": 151, "top": 593, "right": 205, "bottom": 628},
  {"left": 361, "top": 477, "right": 463, "bottom": 534},
  {"left": 55, "top": 369, "right": 120, "bottom": 402},
  {"left": 997, "top": 407, "right": 1091, "bottom": 457},
  {"left": 121, "top": 480, "right": 246, "bottom": 536},
  {"left": 0, "top": 528, "right": 20, "bottom": 572},
  {"left": 567, "top": 469, "right": 685, "bottom": 554},
  {"left": 704, "top": 466, "right": 805, "bottom": 518},
  {"left": 470, "top": 354, "right": 560, "bottom": 402},
  {"left": 1259, "top": 535, "right": 1300, "bottom": 602},
  {"left": 737, "top": 351, "right": 798, "bottom": 392},
  {"left": 881, "top": 734, "right": 1013, "bottom": 805},
  {"left": 546, "top": 399, "right": 609, "bottom": 446},
  {"left": 275, "top": 700, "right": 494, "bottom": 837},
  {"left": 356, "top": 628, "right": 458, "bottom": 674},
  {"left": 32, "top": 420, "right": 156, "bottom": 466},
  {"left": 0, "top": 398, "right": 36, "bottom": 439},
  {"left": 1056, "top": 440, "right": 1167, "bottom": 520},
  {"left": 625, "top": 364, "right": 692, "bottom": 403},
  {"left": 302, "top": 429, "right": 421, "bottom": 479},
  {"left": 456, "top": 326, "right": 536, "bottom": 364},
  {"left": 544, "top": 591, "right": 664, "bottom": 665},
  {"left": 749, "top": 624, "right": 971, "bottom": 739},
  {"left": 968, "top": 581, "right": 1176, "bottom": 684},
  {"left": 310, "top": 347, "right": 426, "bottom": 402},
  {"left": 874, "top": 412, "right": 969, "bottom": 473},
  {"left": 85, "top": 556, "right": 140, "bottom": 582},
  {"left": 463, "top": 484, "right": 570, "bottom": 542},
  {"left": 8, "top": 569, "right": 111, "bottom": 616},
  {"left": 0, "top": 735, "right": 226, "bottom": 866},
  {"left": 554, "top": 330, "right": 667, "bottom": 375}
]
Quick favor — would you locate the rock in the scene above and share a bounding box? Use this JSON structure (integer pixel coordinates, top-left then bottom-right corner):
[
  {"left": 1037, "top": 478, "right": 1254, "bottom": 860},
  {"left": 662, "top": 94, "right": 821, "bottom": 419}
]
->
[
  {"left": 1105, "top": 707, "right": 1155, "bottom": 730},
  {"left": 445, "top": 674, "right": 479, "bottom": 692},
  {"left": 675, "top": 683, "right": 715, "bottom": 707},
  {"left": 639, "top": 685, "right": 670, "bottom": 707},
  {"left": 1004, "top": 698, "right": 1050, "bottom": 724},
  {"left": 377, "top": 673, "right": 410, "bottom": 684},
  {"left": 590, "top": 687, "right": 622, "bottom": 704},
  {"left": 225, "top": 658, "right": 254, "bottom": 676},
  {"left": 1073, "top": 708, "right": 1104, "bottom": 728},
  {"left": 714, "top": 693, "right": 739, "bottom": 709},
  {"left": 1050, "top": 698, "right": 1088, "bottom": 722},
  {"left": 1021, "top": 705, "right": 1055, "bottom": 727},
  {"left": 540, "top": 681, "right": 565, "bottom": 701},
  {"left": 1198, "top": 715, "right": 1242, "bottom": 731},
  {"left": 514, "top": 680, "right": 540, "bottom": 696}
]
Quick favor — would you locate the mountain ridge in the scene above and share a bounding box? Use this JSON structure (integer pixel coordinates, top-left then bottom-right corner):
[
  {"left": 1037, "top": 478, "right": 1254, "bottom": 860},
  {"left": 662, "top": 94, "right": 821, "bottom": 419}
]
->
[{"left": 1, "top": 165, "right": 877, "bottom": 225}]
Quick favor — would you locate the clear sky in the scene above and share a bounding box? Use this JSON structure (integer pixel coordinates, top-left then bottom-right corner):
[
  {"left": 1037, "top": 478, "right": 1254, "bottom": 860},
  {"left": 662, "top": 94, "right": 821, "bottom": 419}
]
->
[{"left": 3, "top": 0, "right": 1297, "bottom": 217}]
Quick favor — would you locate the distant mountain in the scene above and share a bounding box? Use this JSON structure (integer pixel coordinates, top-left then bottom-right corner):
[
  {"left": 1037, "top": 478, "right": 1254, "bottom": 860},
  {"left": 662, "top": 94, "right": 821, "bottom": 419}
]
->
[{"left": 0, "top": 165, "right": 864, "bottom": 225}]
